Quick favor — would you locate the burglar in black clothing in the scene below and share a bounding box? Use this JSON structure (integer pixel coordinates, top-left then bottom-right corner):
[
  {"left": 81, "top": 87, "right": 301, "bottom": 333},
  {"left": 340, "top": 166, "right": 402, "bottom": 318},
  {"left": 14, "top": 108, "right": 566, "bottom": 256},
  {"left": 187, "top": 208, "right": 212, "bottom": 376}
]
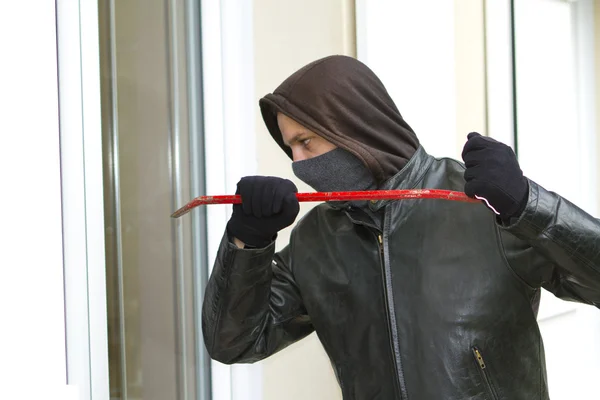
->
[{"left": 202, "top": 55, "right": 600, "bottom": 399}]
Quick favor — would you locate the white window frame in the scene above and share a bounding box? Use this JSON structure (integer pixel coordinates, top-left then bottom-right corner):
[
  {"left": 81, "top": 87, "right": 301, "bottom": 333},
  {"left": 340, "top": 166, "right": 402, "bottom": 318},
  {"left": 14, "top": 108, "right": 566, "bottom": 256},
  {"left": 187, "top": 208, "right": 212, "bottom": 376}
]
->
[
  {"left": 484, "top": 0, "right": 516, "bottom": 149},
  {"left": 56, "top": 1, "right": 110, "bottom": 399},
  {"left": 573, "top": 0, "right": 598, "bottom": 217}
]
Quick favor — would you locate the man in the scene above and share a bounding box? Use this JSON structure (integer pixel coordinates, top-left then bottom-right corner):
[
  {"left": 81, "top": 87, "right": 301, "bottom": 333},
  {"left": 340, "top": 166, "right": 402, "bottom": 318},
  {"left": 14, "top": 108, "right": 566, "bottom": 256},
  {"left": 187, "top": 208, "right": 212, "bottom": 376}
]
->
[{"left": 201, "top": 55, "right": 600, "bottom": 399}]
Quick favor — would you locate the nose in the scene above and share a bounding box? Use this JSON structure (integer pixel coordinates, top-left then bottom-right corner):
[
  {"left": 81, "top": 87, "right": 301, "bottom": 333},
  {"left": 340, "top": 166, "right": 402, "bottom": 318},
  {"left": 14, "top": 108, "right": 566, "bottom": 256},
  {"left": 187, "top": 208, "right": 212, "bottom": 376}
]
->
[{"left": 291, "top": 148, "right": 307, "bottom": 162}]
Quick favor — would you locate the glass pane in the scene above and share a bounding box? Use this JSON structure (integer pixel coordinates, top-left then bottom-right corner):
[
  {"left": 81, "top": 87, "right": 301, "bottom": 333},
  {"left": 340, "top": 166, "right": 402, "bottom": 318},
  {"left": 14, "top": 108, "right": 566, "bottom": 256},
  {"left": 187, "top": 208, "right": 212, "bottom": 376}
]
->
[{"left": 98, "top": 0, "right": 210, "bottom": 399}]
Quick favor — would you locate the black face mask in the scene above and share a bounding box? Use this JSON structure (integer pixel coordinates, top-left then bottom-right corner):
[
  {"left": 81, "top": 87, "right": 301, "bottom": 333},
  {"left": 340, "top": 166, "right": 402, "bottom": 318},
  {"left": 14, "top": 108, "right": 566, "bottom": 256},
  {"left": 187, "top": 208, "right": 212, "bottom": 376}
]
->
[{"left": 292, "top": 148, "right": 376, "bottom": 193}]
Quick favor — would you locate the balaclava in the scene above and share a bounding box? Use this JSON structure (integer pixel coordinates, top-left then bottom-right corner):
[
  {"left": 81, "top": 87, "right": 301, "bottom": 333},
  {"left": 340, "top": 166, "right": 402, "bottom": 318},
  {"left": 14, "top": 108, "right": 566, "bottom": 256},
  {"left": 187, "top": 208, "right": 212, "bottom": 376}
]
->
[{"left": 292, "top": 147, "right": 377, "bottom": 193}]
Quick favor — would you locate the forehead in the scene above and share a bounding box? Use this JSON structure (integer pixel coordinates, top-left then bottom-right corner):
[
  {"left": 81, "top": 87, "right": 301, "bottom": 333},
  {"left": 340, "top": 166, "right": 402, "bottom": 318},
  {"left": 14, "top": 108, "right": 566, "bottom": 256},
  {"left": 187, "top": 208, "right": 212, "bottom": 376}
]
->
[
  {"left": 277, "top": 113, "right": 305, "bottom": 132},
  {"left": 277, "top": 113, "right": 309, "bottom": 143}
]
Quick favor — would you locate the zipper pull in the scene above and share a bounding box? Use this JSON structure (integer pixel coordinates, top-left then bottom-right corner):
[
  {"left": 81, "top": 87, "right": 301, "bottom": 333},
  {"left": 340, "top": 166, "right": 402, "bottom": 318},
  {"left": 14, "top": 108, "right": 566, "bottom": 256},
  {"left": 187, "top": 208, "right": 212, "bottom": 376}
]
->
[
  {"left": 378, "top": 234, "right": 383, "bottom": 245},
  {"left": 473, "top": 348, "right": 486, "bottom": 369}
]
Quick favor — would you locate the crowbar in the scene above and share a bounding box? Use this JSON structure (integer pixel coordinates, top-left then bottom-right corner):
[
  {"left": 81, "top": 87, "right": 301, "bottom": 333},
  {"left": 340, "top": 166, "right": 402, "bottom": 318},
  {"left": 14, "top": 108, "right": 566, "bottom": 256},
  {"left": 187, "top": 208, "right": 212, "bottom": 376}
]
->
[{"left": 171, "top": 189, "right": 479, "bottom": 218}]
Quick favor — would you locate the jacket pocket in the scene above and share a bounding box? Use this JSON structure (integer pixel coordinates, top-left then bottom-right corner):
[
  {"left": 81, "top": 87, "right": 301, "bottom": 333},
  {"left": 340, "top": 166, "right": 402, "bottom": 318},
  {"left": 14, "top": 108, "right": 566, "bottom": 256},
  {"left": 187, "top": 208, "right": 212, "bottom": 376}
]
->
[{"left": 472, "top": 347, "right": 499, "bottom": 400}]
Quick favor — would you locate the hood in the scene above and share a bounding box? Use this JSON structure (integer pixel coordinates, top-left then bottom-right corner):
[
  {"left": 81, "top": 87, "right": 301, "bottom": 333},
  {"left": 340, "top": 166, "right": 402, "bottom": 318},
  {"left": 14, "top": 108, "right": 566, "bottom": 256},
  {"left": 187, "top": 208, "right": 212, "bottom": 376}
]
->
[{"left": 259, "top": 55, "right": 419, "bottom": 185}]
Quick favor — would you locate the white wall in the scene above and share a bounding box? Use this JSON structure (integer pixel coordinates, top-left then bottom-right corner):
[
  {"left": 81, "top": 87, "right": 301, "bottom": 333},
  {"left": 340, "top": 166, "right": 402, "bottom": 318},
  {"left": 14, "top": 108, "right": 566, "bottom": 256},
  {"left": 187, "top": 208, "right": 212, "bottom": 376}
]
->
[
  {"left": 356, "top": 0, "right": 488, "bottom": 160},
  {"left": 357, "top": 0, "right": 459, "bottom": 158},
  {"left": 454, "top": 0, "right": 487, "bottom": 142}
]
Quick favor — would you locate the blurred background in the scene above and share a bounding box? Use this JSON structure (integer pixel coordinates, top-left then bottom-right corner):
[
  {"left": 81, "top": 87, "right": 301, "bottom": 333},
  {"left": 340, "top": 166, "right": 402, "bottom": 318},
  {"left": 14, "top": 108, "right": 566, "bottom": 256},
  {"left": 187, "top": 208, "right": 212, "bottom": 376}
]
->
[{"left": 2, "top": 1, "right": 599, "bottom": 400}]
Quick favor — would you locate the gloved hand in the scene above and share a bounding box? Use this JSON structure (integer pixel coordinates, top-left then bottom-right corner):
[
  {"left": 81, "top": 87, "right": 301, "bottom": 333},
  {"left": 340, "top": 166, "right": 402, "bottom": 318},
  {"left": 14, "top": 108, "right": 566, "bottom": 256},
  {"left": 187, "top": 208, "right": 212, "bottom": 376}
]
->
[
  {"left": 461, "top": 132, "right": 529, "bottom": 223},
  {"left": 226, "top": 176, "right": 300, "bottom": 248}
]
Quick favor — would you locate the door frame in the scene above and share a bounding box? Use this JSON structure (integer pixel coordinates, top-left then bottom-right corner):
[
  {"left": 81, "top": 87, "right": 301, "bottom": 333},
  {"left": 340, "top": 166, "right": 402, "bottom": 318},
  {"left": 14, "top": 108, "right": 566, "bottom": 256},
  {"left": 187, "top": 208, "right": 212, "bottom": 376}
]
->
[{"left": 56, "top": 1, "right": 110, "bottom": 399}]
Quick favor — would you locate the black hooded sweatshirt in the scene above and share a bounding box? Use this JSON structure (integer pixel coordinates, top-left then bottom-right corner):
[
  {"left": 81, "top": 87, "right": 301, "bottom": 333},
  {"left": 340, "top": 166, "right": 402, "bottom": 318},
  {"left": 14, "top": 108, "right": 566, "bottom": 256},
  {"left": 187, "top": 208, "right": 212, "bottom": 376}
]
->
[{"left": 259, "top": 55, "right": 419, "bottom": 185}]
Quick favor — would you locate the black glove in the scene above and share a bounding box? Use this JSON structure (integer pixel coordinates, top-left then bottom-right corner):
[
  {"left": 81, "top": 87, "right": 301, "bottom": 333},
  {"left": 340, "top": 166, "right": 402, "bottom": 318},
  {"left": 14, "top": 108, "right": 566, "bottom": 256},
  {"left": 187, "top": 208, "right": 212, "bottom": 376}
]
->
[
  {"left": 226, "top": 176, "right": 300, "bottom": 248},
  {"left": 461, "top": 132, "right": 529, "bottom": 222}
]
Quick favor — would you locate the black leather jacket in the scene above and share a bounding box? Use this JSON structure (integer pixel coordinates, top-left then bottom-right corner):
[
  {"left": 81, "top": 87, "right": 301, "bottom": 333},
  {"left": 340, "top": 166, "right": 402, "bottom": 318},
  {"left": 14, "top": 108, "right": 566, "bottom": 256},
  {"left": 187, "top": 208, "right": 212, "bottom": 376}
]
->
[{"left": 202, "top": 146, "right": 600, "bottom": 399}]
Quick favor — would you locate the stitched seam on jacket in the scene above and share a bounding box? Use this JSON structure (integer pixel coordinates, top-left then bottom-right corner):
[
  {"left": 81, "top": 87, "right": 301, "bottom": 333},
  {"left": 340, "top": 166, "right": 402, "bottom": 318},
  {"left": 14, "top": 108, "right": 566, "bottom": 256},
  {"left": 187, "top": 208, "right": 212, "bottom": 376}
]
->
[
  {"left": 382, "top": 209, "right": 408, "bottom": 399},
  {"left": 496, "top": 226, "right": 537, "bottom": 290},
  {"left": 411, "top": 155, "right": 435, "bottom": 189},
  {"left": 495, "top": 181, "right": 539, "bottom": 291}
]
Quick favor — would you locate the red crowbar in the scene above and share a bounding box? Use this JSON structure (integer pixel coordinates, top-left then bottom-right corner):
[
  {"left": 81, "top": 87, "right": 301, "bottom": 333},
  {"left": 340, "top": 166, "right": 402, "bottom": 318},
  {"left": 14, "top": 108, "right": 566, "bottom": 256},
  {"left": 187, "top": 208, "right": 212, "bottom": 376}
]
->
[{"left": 171, "top": 189, "right": 479, "bottom": 218}]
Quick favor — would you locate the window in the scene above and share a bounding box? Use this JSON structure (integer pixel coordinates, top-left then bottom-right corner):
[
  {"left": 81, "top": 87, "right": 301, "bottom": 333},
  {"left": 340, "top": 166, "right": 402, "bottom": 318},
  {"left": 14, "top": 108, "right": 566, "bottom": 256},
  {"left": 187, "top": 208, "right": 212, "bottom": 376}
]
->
[{"left": 98, "top": 1, "right": 210, "bottom": 398}]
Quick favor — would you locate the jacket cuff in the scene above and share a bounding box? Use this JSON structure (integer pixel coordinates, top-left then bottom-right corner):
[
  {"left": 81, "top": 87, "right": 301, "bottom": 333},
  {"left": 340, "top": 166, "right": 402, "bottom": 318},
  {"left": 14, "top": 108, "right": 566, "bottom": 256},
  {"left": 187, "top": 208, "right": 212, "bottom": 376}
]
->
[
  {"left": 498, "top": 179, "right": 555, "bottom": 240},
  {"left": 222, "top": 231, "right": 276, "bottom": 260}
]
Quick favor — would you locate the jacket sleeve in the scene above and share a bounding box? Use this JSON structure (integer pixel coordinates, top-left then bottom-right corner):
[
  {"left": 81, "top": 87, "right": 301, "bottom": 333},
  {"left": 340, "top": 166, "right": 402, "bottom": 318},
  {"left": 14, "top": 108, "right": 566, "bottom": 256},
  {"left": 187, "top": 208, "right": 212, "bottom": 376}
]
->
[
  {"left": 201, "top": 231, "right": 314, "bottom": 364},
  {"left": 500, "top": 179, "right": 600, "bottom": 307}
]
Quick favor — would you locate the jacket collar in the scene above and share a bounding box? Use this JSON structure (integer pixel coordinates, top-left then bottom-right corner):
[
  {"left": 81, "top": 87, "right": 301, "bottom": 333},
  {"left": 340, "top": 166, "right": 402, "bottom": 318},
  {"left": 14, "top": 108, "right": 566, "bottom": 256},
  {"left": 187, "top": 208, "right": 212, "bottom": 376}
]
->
[
  {"left": 327, "top": 145, "right": 434, "bottom": 212},
  {"left": 367, "top": 145, "right": 434, "bottom": 211}
]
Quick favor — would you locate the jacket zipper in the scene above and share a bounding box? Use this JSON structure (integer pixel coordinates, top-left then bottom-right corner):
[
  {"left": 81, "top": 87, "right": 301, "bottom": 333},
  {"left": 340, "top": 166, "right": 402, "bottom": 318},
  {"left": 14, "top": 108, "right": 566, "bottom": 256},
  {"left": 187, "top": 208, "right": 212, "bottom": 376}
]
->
[
  {"left": 472, "top": 347, "right": 499, "bottom": 400},
  {"left": 376, "top": 228, "right": 407, "bottom": 400},
  {"left": 344, "top": 208, "right": 407, "bottom": 398}
]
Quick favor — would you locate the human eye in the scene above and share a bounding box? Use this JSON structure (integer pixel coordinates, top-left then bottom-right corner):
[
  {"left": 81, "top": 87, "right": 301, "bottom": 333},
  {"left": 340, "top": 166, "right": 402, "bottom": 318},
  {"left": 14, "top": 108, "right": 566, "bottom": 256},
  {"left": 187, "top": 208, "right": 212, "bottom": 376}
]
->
[{"left": 300, "top": 138, "right": 312, "bottom": 148}]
